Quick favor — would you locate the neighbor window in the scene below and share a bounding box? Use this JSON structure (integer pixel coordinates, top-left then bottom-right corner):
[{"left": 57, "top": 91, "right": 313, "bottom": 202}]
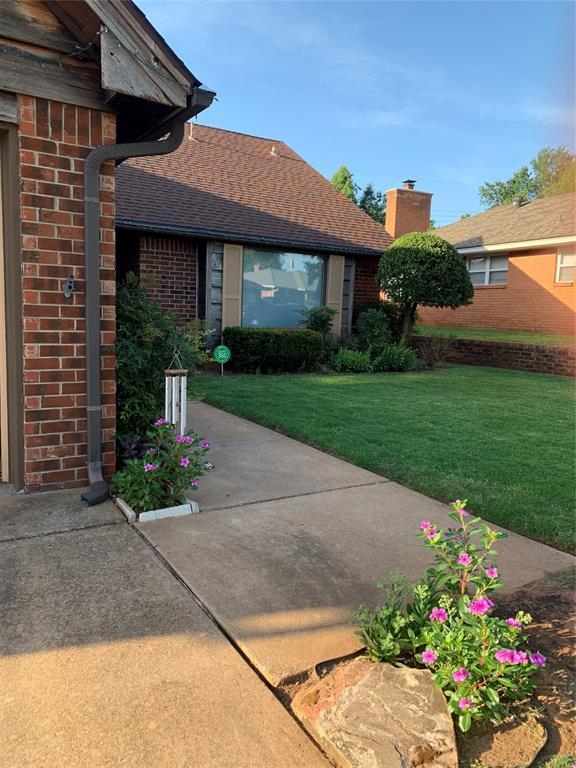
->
[
  {"left": 556, "top": 249, "right": 575, "bottom": 283},
  {"left": 467, "top": 254, "right": 508, "bottom": 286},
  {"left": 242, "top": 248, "right": 325, "bottom": 328}
]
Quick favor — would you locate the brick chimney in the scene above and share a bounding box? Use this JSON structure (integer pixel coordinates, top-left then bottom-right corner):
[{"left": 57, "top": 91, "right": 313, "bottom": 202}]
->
[{"left": 384, "top": 180, "right": 432, "bottom": 239}]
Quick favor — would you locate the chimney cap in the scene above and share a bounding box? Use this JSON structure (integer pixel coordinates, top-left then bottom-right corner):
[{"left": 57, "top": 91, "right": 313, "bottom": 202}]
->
[{"left": 403, "top": 179, "right": 417, "bottom": 189}]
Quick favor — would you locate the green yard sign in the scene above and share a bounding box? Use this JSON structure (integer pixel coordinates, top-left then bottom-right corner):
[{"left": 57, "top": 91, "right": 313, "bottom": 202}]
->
[{"left": 213, "top": 345, "right": 231, "bottom": 365}]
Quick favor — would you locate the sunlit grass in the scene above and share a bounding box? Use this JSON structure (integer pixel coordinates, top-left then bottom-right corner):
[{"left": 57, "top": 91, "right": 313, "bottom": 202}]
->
[{"left": 419, "top": 326, "right": 574, "bottom": 347}]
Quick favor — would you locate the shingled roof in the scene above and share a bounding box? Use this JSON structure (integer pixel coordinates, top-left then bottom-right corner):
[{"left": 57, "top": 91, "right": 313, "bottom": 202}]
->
[
  {"left": 116, "top": 124, "right": 392, "bottom": 256},
  {"left": 436, "top": 192, "right": 576, "bottom": 249}
]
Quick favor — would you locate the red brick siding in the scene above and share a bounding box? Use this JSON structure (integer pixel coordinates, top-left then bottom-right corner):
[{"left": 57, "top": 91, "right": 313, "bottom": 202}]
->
[
  {"left": 412, "top": 336, "right": 575, "bottom": 377},
  {"left": 420, "top": 249, "right": 575, "bottom": 336},
  {"left": 18, "top": 95, "right": 116, "bottom": 491},
  {"left": 353, "top": 256, "right": 381, "bottom": 307},
  {"left": 385, "top": 188, "right": 432, "bottom": 238},
  {"left": 139, "top": 235, "right": 198, "bottom": 321}
]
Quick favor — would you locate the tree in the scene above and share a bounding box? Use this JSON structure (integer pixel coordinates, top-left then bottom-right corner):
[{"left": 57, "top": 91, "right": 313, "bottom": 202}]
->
[
  {"left": 358, "top": 183, "right": 386, "bottom": 222},
  {"left": 377, "top": 231, "right": 474, "bottom": 344},
  {"left": 331, "top": 165, "right": 358, "bottom": 203},
  {"left": 460, "top": 213, "right": 471, "bottom": 220},
  {"left": 479, "top": 146, "right": 576, "bottom": 208}
]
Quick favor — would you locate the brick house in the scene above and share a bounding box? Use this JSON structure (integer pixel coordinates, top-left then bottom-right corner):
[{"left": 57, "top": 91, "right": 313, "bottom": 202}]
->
[
  {"left": 116, "top": 126, "right": 431, "bottom": 342},
  {"left": 420, "top": 193, "right": 576, "bottom": 336},
  {"left": 0, "top": 0, "right": 214, "bottom": 494}
]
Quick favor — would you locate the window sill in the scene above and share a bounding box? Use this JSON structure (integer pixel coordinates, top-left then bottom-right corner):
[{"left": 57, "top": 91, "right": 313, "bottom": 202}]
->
[
  {"left": 474, "top": 284, "right": 507, "bottom": 290},
  {"left": 554, "top": 282, "right": 574, "bottom": 287}
]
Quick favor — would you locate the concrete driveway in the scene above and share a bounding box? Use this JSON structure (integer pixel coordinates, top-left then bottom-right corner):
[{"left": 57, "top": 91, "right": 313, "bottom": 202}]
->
[
  {"left": 0, "top": 490, "right": 328, "bottom": 768},
  {"left": 140, "top": 401, "right": 575, "bottom": 686}
]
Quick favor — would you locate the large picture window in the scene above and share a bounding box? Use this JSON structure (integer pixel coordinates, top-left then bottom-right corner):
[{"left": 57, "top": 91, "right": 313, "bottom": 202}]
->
[
  {"left": 467, "top": 254, "right": 508, "bottom": 286},
  {"left": 242, "top": 248, "right": 325, "bottom": 328}
]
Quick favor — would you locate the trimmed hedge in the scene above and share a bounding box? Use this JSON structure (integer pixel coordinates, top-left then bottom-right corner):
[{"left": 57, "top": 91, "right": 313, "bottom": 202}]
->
[{"left": 223, "top": 326, "right": 323, "bottom": 373}]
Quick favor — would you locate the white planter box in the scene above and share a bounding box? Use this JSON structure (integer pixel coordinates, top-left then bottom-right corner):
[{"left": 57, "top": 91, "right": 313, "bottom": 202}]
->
[{"left": 115, "top": 497, "right": 199, "bottom": 523}]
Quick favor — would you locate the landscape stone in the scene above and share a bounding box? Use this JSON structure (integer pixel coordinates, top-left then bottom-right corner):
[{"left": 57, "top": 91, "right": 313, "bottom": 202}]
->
[{"left": 291, "top": 658, "right": 458, "bottom": 768}]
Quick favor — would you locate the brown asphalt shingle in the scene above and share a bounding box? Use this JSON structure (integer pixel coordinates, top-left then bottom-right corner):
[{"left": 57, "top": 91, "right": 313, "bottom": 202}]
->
[
  {"left": 436, "top": 192, "right": 576, "bottom": 249},
  {"left": 116, "top": 124, "right": 392, "bottom": 255}
]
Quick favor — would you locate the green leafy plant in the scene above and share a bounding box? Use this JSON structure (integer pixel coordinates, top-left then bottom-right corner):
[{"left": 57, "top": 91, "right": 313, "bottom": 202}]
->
[
  {"left": 112, "top": 419, "right": 211, "bottom": 513},
  {"left": 332, "top": 348, "right": 372, "bottom": 373},
  {"left": 223, "top": 326, "right": 323, "bottom": 373},
  {"left": 354, "top": 308, "right": 393, "bottom": 355},
  {"left": 300, "top": 306, "right": 338, "bottom": 361},
  {"left": 356, "top": 500, "right": 546, "bottom": 732},
  {"left": 116, "top": 274, "right": 207, "bottom": 445},
  {"left": 353, "top": 301, "right": 405, "bottom": 344},
  {"left": 372, "top": 344, "right": 419, "bottom": 372},
  {"left": 410, "top": 334, "right": 452, "bottom": 369}
]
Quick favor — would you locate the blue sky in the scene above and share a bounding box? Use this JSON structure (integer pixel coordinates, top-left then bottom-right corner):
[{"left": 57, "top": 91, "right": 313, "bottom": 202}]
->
[{"left": 140, "top": 0, "right": 574, "bottom": 226}]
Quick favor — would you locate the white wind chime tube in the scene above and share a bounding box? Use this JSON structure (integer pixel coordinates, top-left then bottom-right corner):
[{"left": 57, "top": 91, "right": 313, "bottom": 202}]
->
[{"left": 164, "top": 368, "right": 188, "bottom": 436}]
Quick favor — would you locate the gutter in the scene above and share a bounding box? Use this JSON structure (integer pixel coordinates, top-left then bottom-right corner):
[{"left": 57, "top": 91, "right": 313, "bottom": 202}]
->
[{"left": 81, "top": 89, "right": 214, "bottom": 506}]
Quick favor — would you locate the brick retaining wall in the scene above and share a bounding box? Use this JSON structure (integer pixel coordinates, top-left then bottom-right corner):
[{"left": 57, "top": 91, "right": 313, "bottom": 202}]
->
[{"left": 413, "top": 336, "right": 575, "bottom": 377}]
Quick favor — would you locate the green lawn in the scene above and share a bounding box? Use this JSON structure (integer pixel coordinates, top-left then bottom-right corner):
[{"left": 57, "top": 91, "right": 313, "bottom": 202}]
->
[
  {"left": 193, "top": 366, "right": 575, "bottom": 552},
  {"left": 419, "top": 325, "right": 575, "bottom": 347}
]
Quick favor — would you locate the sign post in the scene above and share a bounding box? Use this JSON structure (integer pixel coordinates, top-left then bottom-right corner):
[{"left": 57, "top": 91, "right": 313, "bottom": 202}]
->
[{"left": 212, "top": 344, "right": 231, "bottom": 376}]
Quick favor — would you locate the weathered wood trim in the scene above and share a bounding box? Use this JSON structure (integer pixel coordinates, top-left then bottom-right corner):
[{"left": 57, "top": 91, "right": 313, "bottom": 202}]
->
[
  {"left": 0, "top": 1, "right": 80, "bottom": 54},
  {"left": 0, "top": 92, "right": 17, "bottom": 124},
  {"left": 326, "top": 254, "right": 345, "bottom": 333},
  {"left": 222, "top": 243, "right": 243, "bottom": 329},
  {"left": 0, "top": 44, "right": 111, "bottom": 112}
]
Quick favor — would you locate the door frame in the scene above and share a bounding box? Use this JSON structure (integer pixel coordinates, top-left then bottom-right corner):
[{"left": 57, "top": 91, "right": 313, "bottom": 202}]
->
[{"left": 0, "top": 122, "right": 24, "bottom": 489}]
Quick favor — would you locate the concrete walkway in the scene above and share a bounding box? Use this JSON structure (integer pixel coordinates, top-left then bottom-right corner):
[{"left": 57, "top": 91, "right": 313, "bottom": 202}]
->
[
  {"left": 140, "top": 401, "right": 575, "bottom": 686},
  {"left": 0, "top": 491, "right": 329, "bottom": 768}
]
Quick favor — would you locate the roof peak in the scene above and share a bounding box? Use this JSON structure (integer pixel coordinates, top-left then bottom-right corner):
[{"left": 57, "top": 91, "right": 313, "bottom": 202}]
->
[{"left": 187, "top": 122, "right": 284, "bottom": 145}]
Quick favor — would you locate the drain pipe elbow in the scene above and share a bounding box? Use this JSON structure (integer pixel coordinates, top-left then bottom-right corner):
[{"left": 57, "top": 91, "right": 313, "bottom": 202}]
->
[{"left": 81, "top": 119, "right": 186, "bottom": 505}]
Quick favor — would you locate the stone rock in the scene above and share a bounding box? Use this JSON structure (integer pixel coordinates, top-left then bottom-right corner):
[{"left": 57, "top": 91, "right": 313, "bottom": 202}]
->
[{"left": 291, "top": 658, "right": 457, "bottom": 768}]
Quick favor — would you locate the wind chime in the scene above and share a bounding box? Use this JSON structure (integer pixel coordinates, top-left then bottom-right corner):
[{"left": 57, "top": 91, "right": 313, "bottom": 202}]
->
[{"left": 164, "top": 351, "right": 188, "bottom": 436}]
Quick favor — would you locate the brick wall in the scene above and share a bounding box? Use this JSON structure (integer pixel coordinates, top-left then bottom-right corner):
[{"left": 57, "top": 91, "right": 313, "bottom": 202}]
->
[
  {"left": 420, "top": 249, "right": 575, "bottom": 335},
  {"left": 18, "top": 95, "right": 116, "bottom": 491},
  {"left": 384, "top": 187, "right": 432, "bottom": 238},
  {"left": 139, "top": 235, "right": 198, "bottom": 321},
  {"left": 412, "top": 336, "right": 575, "bottom": 377},
  {"left": 353, "top": 256, "right": 381, "bottom": 308}
]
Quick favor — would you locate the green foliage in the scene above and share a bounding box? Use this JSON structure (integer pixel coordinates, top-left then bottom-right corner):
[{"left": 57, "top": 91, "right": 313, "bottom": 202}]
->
[
  {"left": 377, "top": 232, "right": 473, "bottom": 343},
  {"left": 332, "top": 348, "right": 372, "bottom": 373},
  {"left": 299, "top": 306, "right": 338, "bottom": 362},
  {"left": 358, "top": 183, "right": 386, "bottom": 223},
  {"left": 356, "top": 501, "right": 544, "bottom": 732},
  {"left": 115, "top": 275, "right": 208, "bottom": 444},
  {"left": 331, "top": 165, "right": 359, "bottom": 202},
  {"left": 372, "top": 344, "right": 419, "bottom": 372},
  {"left": 112, "top": 420, "right": 211, "bottom": 513},
  {"left": 354, "top": 308, "right": 393, "bottom": 354},
  {"left": 223, "top": 326, "right": 323, "bottom": 373},
  {"left": 410, "top": 334, "right": 452, "bottom": 369},
  {"left": 479, "top": 146, "right": 576, "bottom": 207}
]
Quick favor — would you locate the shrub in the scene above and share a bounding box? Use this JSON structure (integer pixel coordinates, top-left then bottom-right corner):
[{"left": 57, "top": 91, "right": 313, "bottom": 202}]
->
[
  {"left": 300, "top": 306, "right": 338, "bottom": 361},
  {"left": 353, "top": 301, "right": 405, "bottom": 344},
  {"left": 356, "top": 500, "right": 545, "bottom": 732},
  {"left": 222, "top": 326, "right": 323, "bottom": 373},
  {"left": 354, "top": 308, "right": 393, "bottom": 354},
  {"left": 372, "top": 344, "right": 419, "bottom": 372},
  {"left": 411, "top": 334, "right": 452, "bottom": 369},
  {"left": 332, "top": 348, "right": 372, "bottom": 373},
  {"left": 116, "top": 274, "right": 207, "bottom": 445},
  {"left": 111, "top": 419, "right": 212, "bottom": 513}
]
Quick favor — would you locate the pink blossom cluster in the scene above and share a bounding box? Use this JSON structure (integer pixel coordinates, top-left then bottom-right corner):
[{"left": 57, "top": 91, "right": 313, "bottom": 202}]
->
[
  {"left": 429, "top": 607, "right": 448, "bottom": 623},
  {"left": 467, "top": 597, "right": 494, "bottom": 616},
  {"left": 144, "top": 463, "right": 159, "bottom": 472},
  {"left": 175, "top": 435, "right": 194, "bottom": 444}
]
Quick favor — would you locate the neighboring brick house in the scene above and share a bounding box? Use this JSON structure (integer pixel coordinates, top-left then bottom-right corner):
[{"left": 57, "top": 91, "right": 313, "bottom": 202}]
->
[
  {"left": 0, "top": 0, "right": 213, "bottom": 493},
  {"left": 420, "top": 193, "right": 576, "bottom": 335},
  {"left": 116, "top": 126, "right": 432, "bottom": 342}
]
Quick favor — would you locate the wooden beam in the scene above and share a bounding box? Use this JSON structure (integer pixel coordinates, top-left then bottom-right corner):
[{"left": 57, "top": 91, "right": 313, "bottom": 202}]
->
[
  {"left": 0, "top": 44, "right": 111, "bottom": 112},
  {"left": 0, "top": 92, "right": 17, "bottom": 124},
  {"left": 0, "top": 0, "right": 80, "bottom": 54}
]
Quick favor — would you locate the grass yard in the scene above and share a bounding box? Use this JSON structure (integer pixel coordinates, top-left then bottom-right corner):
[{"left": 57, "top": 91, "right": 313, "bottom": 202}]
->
[
  {"left": 193, "top": 365, "right": 575, "bottom": 552},
  {"left": 419, "top": 325, "right": 575, "bottom": 347}
]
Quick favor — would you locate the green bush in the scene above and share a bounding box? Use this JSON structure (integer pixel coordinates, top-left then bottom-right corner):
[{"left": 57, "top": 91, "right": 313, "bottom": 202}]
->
[
  {"left": 354, "top": 308, "right": 393, "bottom": 354},
  {"left": 353, "top": 301, "right": 405, "bottom": 344},
  {"left": 332, "top": 348, "right": 372, "bottom": 373},
  {"left": 372, "top": 344, "right": 419, "bottom": 372},
  {"left": 116, "top": 274, "right": 206, "bottom": 444},
  {"left": 222, "top": 326, "right": 323, "bottom": 373},
  {"left": 300, "top": 306, "right": 338, "bottom": 361}
]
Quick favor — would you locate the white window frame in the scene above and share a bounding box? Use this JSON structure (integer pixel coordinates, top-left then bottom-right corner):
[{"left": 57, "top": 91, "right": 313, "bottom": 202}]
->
[
  {"left": 467, "top": 254, "right": 508, "bottom": 286},
  {"left": 555, "top": 248, "right": 575, "bottom": 284}
]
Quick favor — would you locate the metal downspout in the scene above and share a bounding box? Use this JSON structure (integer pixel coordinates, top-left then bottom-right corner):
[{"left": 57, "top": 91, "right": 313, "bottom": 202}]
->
[{"left": 81, "top": 118, "right": 186, "bottom": 505}]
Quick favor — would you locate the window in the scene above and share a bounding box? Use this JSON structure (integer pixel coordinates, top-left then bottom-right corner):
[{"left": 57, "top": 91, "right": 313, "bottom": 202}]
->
[
  {"left": 467, "top": 254, "right": 508, "bottom": 286},
  {"left": 556, "top": 249, "right": 575, "bottom": 283},
  {"left": 242, "top": 248, "right": 325, "bottom": 328}
]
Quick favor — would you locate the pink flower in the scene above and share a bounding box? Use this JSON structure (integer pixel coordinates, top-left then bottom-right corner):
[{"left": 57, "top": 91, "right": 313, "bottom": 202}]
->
[
  {"left": 458, "top": 698, "right": 472, "bottom": 710},
  {"left": 506, "top": 618, "right": 522, "bottom": 629},
  {"left": 458, "top": 553, "right": 471, "bottom": 566},
  {"left": 468, "top": 597, "right": 494, "bottom": 616},
  {"left": 190, "top": 478, "right": 199, "bottom": 488},
  {"left": 495, "top": 649, "right": 528, "bottom": 665},
  {"left": 175, "top": 435, "right": 186, "bottom": 443},
  {"left": 530, "top": 652, "right": 546, "bottom": 667},
  {"left": 485, "top": 567, "right": 498, "bottom": 579},
  {"left": 144, "top": 463, "right": 158, "bottom": 472},
  {"left": 420, "top": 521, "right": 432, "bottom": 531},
  {"left": 422, "top": 649, "right": 438, "bottom": 665},
  {"left": 154, "top": 418, "right": 167, "bottom": 426},
  {"left": 427, "top": 528, "right": 438, "bottom": 540},
  {"left": 429, "top": 607, "right": 448, "bottom": 623},
  {"left": 200, "top": 440, "right": 210, "bottom": 449},
  {"left": 512, "top": 650, "right": 527, "bottom": 664},
  {"left": 180, "top": 457, "right": 190, "bottom": 468},
  {"left": 452, "top": 667, "right": 470, "bottom": 682},
  {"left": 459, "top": 508, "right": 470, "bottom": 516}
]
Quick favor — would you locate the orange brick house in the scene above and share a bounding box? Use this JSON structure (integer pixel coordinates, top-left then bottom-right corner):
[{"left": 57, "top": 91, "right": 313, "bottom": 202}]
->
[
  {"left": 420, "top": 193, "right": 576, "bottom": 336},
  {"left": 0, "top": 0, "right": 214, "bottom": 494}
]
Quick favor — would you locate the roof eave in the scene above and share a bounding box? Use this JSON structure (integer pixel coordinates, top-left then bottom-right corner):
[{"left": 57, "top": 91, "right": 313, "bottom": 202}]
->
[{"left": 454, "top": 234, "right": 576, "bottom": 253}]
